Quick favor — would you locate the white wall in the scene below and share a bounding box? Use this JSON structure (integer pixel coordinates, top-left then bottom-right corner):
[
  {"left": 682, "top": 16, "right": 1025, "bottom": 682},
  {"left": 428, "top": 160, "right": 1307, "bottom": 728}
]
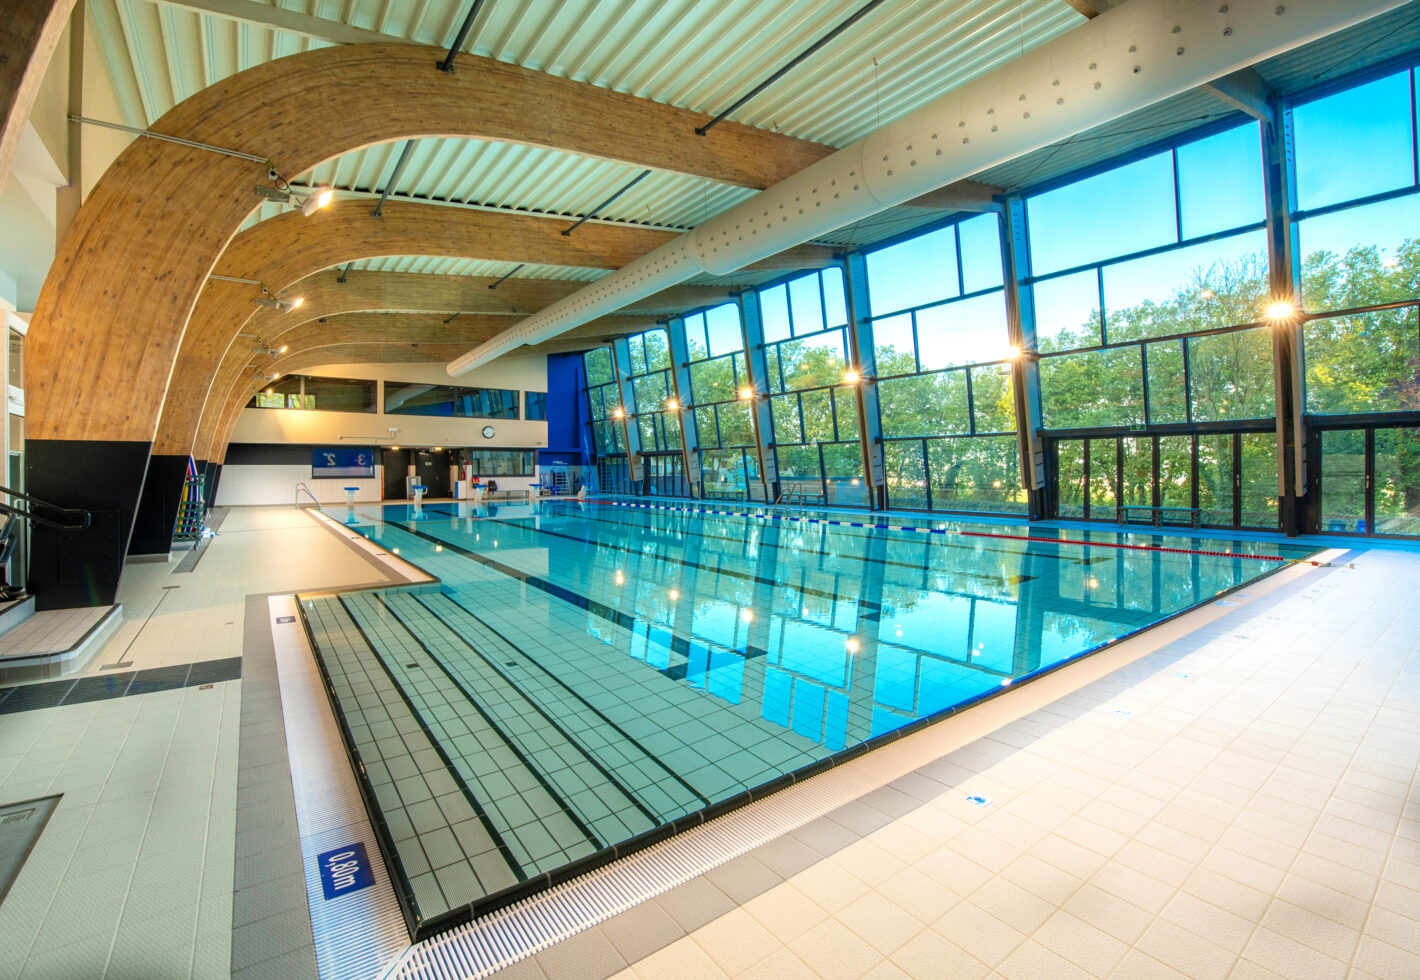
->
[
  {"left": 228, "top": 356, "right": 549, "bottom": 451},
  {"left": 215, "top": 465, "right": 382, "bottom": 507}
]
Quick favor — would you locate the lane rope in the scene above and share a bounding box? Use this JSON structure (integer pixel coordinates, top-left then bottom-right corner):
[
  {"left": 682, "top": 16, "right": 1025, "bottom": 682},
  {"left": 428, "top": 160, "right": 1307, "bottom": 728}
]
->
[{"left": 581, "top": 498, "right": 1337, "bottom": 567}]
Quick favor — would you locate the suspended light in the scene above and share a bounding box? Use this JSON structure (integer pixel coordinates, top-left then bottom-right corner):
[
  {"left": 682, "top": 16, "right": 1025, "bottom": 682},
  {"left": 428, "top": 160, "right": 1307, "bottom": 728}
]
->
[
  {"left": 279, "top": 344, "right": 288, "bottom": 353},
  {"left": 289, "top": 296, "right": 305, "bottom": 310},
  {"left": 253, "top": 297, "right": 299, "bottom": 313}
]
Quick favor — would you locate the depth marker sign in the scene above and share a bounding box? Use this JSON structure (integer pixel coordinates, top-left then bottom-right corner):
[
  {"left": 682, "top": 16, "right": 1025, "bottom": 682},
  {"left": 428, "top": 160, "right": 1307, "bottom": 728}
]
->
[{"left": 317, "top": 842, "right": 374, "bottom": 900}]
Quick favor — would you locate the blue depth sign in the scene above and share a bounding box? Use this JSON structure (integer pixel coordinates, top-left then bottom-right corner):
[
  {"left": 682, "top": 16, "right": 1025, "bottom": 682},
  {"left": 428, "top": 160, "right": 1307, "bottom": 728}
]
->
[
  {"left": 312, "top": 447, "right": 375, "bottom": 478},
  {"left": 316, "top": 842, "right": 375, "bottom": 900}
]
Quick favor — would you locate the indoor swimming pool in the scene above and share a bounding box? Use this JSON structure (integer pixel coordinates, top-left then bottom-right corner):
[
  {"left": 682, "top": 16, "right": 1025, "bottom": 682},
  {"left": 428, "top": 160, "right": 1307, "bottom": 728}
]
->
[{"left": 297, "top": 498, "right": 1321, "bottom": 936}]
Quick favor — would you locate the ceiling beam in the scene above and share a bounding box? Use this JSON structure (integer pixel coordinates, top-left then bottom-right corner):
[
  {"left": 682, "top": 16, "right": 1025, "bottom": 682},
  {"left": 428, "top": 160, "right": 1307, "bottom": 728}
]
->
[
  {"left": 1, "top": 0, "right": 78, "bottom": 197},
  {"left": 151, "top": 0, "right": 405, "bottom": 46},
  {"left": 1200, "top": 67, "right": 1276, "bottom": 122}
]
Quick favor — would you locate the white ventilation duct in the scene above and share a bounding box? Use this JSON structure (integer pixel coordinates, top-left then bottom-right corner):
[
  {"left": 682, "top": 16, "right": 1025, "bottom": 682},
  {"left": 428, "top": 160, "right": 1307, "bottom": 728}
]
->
[{"left": 448, "top": 0, "right": 1402, "bottom": 376}]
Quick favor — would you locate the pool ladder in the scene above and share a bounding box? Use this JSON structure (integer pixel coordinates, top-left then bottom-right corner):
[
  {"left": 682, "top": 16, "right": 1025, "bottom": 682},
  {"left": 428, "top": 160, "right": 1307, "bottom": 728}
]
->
[
  {"left": 774, "top": 487, "right": 808, "bottom": 517},
  {"left": 295, "top": 482, "right": 322, "bottom": 510}
]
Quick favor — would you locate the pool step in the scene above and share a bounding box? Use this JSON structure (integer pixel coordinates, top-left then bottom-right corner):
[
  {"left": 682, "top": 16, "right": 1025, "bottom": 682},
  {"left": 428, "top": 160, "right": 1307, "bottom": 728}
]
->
[
  {"left": 299, "top": 594, "right": 521, "bottom": 930},
  {"left": 347, "top": 592, "right": 663, "bottom": 856},
  {"left": 401, "top": 591, "right": 710, "bottom": 820}
]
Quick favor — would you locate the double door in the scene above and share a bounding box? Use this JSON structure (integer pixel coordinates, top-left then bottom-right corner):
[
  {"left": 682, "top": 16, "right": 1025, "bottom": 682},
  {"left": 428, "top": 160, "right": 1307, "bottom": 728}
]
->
[
  {"left": 1316, "top": 426, "right": 1420, "bottom": 537},
  {"left": 640, "top": 453, "right": 687, "bottom": 498},
  {"left": 1053, "top": 432, "right": 1278, "bottom": 530}
]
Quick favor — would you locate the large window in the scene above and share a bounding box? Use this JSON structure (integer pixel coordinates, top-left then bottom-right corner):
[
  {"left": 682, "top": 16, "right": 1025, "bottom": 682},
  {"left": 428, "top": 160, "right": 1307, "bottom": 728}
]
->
[
  {"left": 384, "top": 382, "right": 519, "bottom": 419},
  {"left": 755, "top": 271, "right": 864, "bottom": 499},
  {"left": 247, "top": 374, "right": 376, "bottom": 413},
  {"left": 864, "top": 214, "right": 1018, "bottom": 513},
  {"left": 682, "top": 302, "right": 763, "bottom": 498},
  {"left": 1293, "top": 67, "right": 1420, "bottom": 426},
  {"left": 583, "top": 347, "right": 623, "bottom": 457},
  {"left": 622, "top": 328, "right": 682, "bottom": 453},
  {"left": 463, "top": 449, "right": 535, "bottom": 476},
  {"left": 1030, "top": 123, "right": 1276, "bottom": 448}
]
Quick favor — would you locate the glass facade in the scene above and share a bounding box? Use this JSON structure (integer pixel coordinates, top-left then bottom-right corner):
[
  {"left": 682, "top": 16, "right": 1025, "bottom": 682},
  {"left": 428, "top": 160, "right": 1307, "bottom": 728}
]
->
[
  {"left": 684, "top": 303, "right": 761, "bottom": 499},
  {"left": 573, "top": 63, "right": 1420, "bottom": 538}
]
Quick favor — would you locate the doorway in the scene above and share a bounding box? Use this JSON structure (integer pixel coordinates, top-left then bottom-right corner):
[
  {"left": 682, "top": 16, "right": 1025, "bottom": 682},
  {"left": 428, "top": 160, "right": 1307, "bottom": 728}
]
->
[
  {"left": 1051, "top": 432, "right": 1279, "bottom": 530},
  {"left": 381, "top": 448, "right": 410, "bottom": 499},
  {"left": 414, "top": 449, "right": 452, "bottom": 498},
  {"left": 1315, "top": 425, "right": 1420, "bottom": 537}
]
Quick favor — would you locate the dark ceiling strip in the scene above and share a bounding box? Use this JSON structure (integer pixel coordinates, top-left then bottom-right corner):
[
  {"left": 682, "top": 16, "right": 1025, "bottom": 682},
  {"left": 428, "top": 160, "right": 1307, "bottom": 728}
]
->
[
  {"left": 437, "top": 0, "right": 491, "bottom": 73},
  {"left": 561, "top": 170, "right": 652, "bottom": 237},
  {"left": 371, "top": 140, "right": 419, "bottom": 218},
  {"left": 694, "top": 0, "right": 891, "bottom": 136}
]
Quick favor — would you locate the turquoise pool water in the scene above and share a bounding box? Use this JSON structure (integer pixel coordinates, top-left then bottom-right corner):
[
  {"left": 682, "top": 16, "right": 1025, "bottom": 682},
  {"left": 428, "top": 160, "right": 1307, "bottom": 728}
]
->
[{"left": 299, "top": 497, "right": 1319, "bottom": 931}]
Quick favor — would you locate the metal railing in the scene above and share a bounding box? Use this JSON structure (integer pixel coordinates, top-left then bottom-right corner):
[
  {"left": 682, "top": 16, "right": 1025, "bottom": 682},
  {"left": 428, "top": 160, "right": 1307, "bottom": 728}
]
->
[
  {"left": 295, "top": 482, "right": 322, "bottom": 510},
  {"left": 0, "top": 483, "right": 91, "bottom": 530}
]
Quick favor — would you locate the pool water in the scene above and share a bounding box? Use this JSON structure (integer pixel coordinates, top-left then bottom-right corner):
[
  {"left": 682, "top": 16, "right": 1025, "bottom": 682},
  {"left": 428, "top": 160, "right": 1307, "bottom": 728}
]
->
[{"left": 297, "top": 497, "right": 1318, "bottom": 933}]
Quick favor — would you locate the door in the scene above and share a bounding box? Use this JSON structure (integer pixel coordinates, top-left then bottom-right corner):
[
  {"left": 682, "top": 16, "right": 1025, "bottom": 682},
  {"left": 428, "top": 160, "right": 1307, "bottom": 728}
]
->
[
  {"left": 1317, "top": 426, "right": 1420, "bottom": 538},
  {"left": 415, "top": 450, "right": 451, "bottom": 497},
  {"left": 381, "top": 449, "right": 410, "bottom": 499},
  {"left": 1052, "top": 432, "right": 1277, "bottom": 529}
]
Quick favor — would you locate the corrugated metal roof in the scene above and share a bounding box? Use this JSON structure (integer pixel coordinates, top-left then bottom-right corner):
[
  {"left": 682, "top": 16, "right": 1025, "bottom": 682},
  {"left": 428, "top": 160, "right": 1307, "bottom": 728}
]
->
[
  {"left": 92, "top": 0, "right": 1086, "bottom": 244},
  {"left": 87, "top": 0, "right": 1420, "bottom": 315},
  {"left": 339, "top": 257, "right": 608, "bottom": 280}
]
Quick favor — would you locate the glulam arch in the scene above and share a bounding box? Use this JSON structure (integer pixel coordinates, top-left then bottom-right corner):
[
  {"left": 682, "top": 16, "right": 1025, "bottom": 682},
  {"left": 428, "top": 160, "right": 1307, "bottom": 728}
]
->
[{"left": 27, "top": 40, "right": 831, "bottom": 445}]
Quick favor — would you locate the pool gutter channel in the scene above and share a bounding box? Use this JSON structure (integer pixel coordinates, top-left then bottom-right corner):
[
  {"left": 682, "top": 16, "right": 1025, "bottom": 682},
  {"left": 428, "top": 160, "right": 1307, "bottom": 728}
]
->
[{"left": 297, "top": 504, "right": 1331, "bottom": 945}]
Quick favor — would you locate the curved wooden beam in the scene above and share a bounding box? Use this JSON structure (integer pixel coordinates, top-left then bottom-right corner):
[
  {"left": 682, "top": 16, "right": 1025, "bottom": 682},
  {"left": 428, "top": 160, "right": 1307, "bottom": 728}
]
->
[
  {"left": 0, "top": 0, "right": 76, "bottom": 195},
  {"left": 156, "top": 200, "right": 675, "bottom": 458},
  {"left": 27, "top": 40, "right": 833, "bottom": 443}
]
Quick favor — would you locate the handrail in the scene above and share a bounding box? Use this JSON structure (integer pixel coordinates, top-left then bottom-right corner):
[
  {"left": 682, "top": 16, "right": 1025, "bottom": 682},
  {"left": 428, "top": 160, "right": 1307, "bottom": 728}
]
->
[
  {"left": 295, "top": 482, "right": 322, "bottom": 509},
  {"left": 0, "top": 483, "right": 91, "bottom": 530}
]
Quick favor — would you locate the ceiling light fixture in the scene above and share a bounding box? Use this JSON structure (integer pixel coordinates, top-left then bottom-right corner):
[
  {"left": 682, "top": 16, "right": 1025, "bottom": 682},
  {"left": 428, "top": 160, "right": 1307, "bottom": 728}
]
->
[
  {"left": 254, "top": 169, "right": 334, "bottom": 217},
  {"left": 254, "top": 296, "right": 302, "bottom": 313}
]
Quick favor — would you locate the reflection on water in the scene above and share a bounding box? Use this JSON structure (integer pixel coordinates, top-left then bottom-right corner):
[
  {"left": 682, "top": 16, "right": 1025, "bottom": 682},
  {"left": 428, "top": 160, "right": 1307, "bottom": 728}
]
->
[{"left": 355, "top": 501, "right": 1312, "bottom": 759}]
